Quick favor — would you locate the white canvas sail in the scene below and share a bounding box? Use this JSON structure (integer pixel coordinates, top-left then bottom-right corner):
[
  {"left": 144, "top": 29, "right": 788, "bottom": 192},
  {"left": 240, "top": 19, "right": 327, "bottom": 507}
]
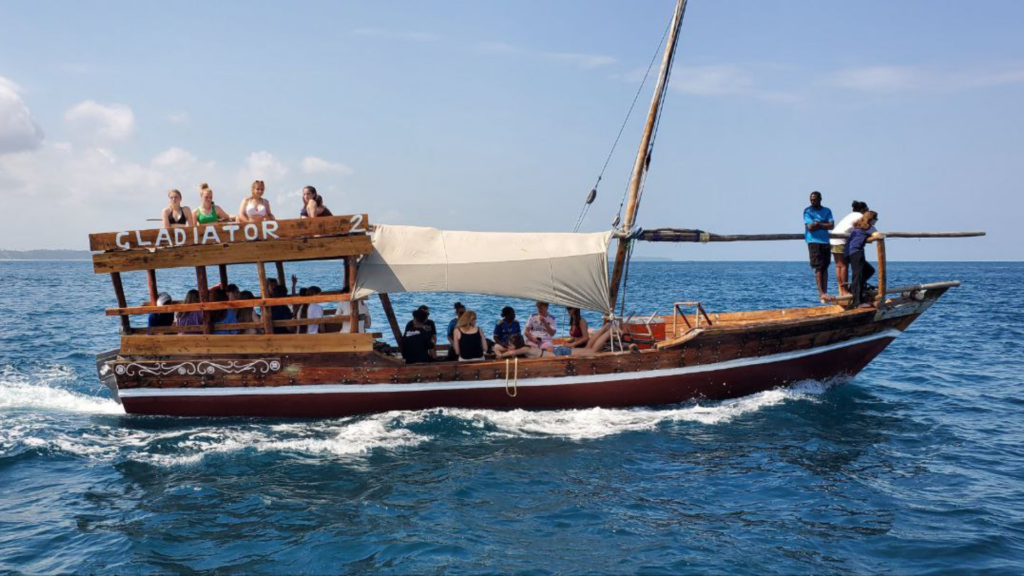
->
[{"left": 352, "top": 225, "right": 613, "bottom": 313}]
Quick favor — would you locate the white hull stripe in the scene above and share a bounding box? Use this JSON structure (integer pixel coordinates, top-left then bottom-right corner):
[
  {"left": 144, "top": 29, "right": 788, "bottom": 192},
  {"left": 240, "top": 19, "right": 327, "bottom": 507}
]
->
[{"left": 118, "top": 329, "right": 901, "bottom": 399}]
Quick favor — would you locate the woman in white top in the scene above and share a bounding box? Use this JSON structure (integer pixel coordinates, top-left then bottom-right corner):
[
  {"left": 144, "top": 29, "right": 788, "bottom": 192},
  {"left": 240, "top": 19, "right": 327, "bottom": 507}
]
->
[
  {"left": 237, "top": 180, "right": 276, "bottom": 223},
  {"left": 832, "top": 200, "right": 869, "bottom": 297},
  {"left": 161, "top": 189, "right": 195, "bottom": 227}
]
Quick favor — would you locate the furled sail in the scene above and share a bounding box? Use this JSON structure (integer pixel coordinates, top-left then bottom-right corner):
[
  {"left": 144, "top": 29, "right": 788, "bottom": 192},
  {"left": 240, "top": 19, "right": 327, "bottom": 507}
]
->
[{"left": 353, "top": 225, "right": 613, "bottom": 313}]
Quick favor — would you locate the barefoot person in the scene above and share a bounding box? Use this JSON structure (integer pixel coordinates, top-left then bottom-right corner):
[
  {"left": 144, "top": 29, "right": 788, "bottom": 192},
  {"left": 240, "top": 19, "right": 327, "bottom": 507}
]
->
[
  {"left": 497, "top": 322, "right": 619, "bottom": 359},
  {"left": 803, "top": 191, "right": 834, "bottom": 301},
  {"left": 195, "top": 183, "right": 233, "bottom": 224},
  {"left": 831, "top": 200, "right": 869, "bottom": 296},
  {"left": 846, "top": 211, "right": 884, "bottom": 309},
  {"left": 237, "top": 180, "right": 275, "bottom": 223},
  {"left": 161, "top": 189, "right": 194, "bottom": 227}
]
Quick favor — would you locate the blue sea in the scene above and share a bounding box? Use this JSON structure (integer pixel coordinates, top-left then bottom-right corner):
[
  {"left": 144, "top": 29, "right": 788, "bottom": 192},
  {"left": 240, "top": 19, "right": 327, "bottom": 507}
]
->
[{"left": 1, "top": 260, "right": 1022, "bottom": 574}]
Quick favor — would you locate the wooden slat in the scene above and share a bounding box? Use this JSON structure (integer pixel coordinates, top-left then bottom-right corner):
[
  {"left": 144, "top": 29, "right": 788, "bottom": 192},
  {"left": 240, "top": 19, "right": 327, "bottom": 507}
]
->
[
  {"left": 107, "top": 290, "right": 351, "bottom": 316},
  {"left": 119, "top": 332, "right": 375, "bottom": 356},
  {"left": 257, "top": 262, "right": 274, "bottom": 335},
  {"left": 146, "top": 270, "right": 159, "bottom": 305},
  {"left": 379, "top": 293, "right": 403, "bottom": 344},
  {"left": 196, "top": 266, "right": 212, "bottom": 335},
  {"left": 93, "top": 234, "right": 372, "bottom": 274},
  {"left": 110, "top": 272, "right": 131, "bottom": 333},
  {"left": 275, "top": 262, "right": 286, "bottom": 285},
  {"left": 218, "top": 264, "right": 229, "bottom": 287},
  {"left": 89, "top": 214, "right": 369, "bottom": 251}
]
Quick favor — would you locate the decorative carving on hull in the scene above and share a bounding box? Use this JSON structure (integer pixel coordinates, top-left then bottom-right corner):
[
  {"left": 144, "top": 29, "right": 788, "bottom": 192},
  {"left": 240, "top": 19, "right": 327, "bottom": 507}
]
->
[{"left": 114, "top": 359, "right": 282, "bottom": 377}]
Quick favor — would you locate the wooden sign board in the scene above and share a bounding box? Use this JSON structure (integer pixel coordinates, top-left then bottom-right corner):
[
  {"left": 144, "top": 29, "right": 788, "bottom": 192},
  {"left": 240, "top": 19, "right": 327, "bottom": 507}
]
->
[
  {"left": 89, "top": 214, "right": 368, "bottom": 252},
  {"left": 93, "top": 234, "right": 372, "bottom": 274}
]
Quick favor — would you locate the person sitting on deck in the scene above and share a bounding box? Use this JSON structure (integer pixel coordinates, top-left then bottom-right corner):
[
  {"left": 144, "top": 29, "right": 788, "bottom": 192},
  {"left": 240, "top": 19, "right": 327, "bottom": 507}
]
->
[
  {"left": 452, "top": 310, "right": 487, "bottom": 362},
  {"left": 147, "top": 292, "right": 175, "bottom": 332},
  {"left": 299, "top": 186, "right": 333, "bottom": 218},
  {"left": 174, "top": 290, "right": 203, "bottom": 330},
  {"left": 210, "top": 286, "right": 239, "bottom": 334},
  {"left": 269, "top": 284, "right": 294, "bottom": 334},
  {"left": 161, "top": 189, "right": 194, "bottom": 227},
  {"left": 195, "top": 183, "right": 233, "bottom": 224},
  {"left": 846, "top": 211, "right": 884, "bottom": 309},
  {"left": 225, "top": 284, "right": 240, "bottom": 301},
  {"left": 401, "top": 308, "right": 435, "bottom": 364},
  {"left": 337, "top": 297, "right": 371, "bottom": 333},
  {"left": 237, "top": 180, "right": 275, "bottom": 223},
  {"left": 297, "top": 286, "right": 325, "bottom": 334},
  {"left": 565, "top": 307, "right": 590, "bottom": 349},
  {"left": 524, "top": 301, "right": 557, "bottom": 350},
  {"left": 804, "top": 191, "right": 835, "bottom": 302},
  {"left": 497, "top": 322, "right": 620, "bottom": 359},
  {"left": 491, "top": 306, "right": 522, "bottom": 355},
  {"left": 235, "top": 291, "right": 261, "bottom": 334},
  {"left": 418, "top": 305, "right": 438, "bottom": 341},
  {"left": 445, "top": 301, "right": 466, "bottom": 360},
  {"left": 832, "top": 200, "right": 870, "bottom": 297}
]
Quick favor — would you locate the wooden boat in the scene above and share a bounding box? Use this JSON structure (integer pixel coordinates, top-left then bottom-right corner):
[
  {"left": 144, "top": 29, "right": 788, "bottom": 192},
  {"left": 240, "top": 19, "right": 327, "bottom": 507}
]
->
[{"left": 92, "top": 0, "right": 978, "bottom": 418}]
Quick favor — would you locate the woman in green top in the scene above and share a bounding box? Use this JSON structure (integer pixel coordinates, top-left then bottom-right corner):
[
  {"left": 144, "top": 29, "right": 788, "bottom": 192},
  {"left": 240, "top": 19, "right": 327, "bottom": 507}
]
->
[{"left": 195, "top": 183, "right": 233, "bottom": 224}]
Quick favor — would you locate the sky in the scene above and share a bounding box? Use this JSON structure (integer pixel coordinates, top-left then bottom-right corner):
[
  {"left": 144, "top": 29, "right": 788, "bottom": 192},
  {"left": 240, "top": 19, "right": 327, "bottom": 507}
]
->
[{"left": 0, "top": 0, "right": 1021, "bottom": 260}]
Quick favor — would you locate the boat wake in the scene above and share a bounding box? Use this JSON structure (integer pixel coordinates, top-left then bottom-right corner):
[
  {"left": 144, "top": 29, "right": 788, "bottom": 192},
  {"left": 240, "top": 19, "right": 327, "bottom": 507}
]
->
[{"left": 1, "top": 365, "right": 834, "bottom": 466}]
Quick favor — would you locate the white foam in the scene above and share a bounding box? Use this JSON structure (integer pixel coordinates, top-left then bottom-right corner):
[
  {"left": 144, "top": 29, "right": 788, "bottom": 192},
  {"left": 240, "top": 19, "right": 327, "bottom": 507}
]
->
[
  {"left": 441, "top": 380, "right": 832, "bottom": 440},
  {"left": 0, "top": 365, "right": 123, "bottom": 415}
]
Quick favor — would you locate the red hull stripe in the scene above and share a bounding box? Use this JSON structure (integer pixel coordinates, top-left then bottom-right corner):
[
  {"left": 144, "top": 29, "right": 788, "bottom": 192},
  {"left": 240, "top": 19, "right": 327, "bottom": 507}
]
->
[{"left": 119, "top": 329, "right": 901, "bottom": 399}]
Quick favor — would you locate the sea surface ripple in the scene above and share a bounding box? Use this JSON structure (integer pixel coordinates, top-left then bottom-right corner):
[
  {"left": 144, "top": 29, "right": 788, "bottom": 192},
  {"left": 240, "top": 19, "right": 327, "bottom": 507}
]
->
[{"left": 1, "top": 261, "right": 1021, "bottom": 574}]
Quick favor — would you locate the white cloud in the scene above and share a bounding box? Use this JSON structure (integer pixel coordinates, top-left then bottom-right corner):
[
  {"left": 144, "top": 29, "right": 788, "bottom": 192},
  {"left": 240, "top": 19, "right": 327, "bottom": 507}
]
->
[
  {"left": 152, "top": 147, "right": 197, "bottom": 168},
  {"left": 167, "top": 111, "right": 190, "bottom": 125},
  {"left": 238, "top": 151, "right": 288, "bottom": 191},
  {"left": 64, "top": 100, "right": 136, "bottom": 141},
  {"left": 301, "top": 156, "right": 353, "bottom": 175},
  {"left": 0, "top": 76, "right": 45, "bottom": 155},
  {"left": 477, "top": 41, "right": 616, "bottom": 70},
  {"left": 827, "top": 64, "right": 1024, "bottom": 93},
  {"left": 672, "top": 64, "right": 756, "bottom": 96},
  {"left": 544, "top": 52, "right": 617, "bottom": 70},
  {"left": 353, "top": 28, "right": 439, "bottom": 42}
]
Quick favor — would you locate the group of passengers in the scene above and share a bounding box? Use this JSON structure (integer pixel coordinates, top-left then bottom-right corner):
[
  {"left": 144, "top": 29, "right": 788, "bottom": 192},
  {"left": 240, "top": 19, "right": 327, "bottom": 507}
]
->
[
  {"left": 146, "top": 279, "right": 371, "bottom": 336},
  {"left": 160, "top": 181, "right": 332, "bottom": 227},
  {"left": 803, "top": 191, "right": 884, "bottom": 308},
  {"left": 399, "top": 301, "right": 618, "bottom": 364}
]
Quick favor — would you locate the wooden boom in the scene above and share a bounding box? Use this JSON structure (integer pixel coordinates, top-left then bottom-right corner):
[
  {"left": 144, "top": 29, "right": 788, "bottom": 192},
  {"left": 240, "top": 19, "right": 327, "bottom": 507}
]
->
[{"left": 637, "top": 229, "right": 986, "bottom": 243}]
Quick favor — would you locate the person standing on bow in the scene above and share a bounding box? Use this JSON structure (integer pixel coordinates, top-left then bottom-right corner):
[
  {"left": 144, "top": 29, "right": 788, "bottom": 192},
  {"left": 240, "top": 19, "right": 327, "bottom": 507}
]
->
[
  {"left": 831, "top": 200, "right": 869, "bottom": 297},
  {"left": 161, "top": 189, "right": 194, "bottom": 227},
  {"left": 524, "top": 301, "right": 557, "bottom": 350},
  {"left": 803, "top": 191, "right": 834, "bottom": 302},
  {"left": 237, "top": 180, "right": 276, "bottom": 223},
  {"left": 195, "top": 183, "right": 233, "bottom": 224},
  {"left": 846, "top": 211, "right": 884, "bottom": 309}
]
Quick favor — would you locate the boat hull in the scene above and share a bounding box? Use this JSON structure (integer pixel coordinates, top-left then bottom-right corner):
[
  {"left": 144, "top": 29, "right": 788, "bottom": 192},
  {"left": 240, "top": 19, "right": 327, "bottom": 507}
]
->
[{"left": 119, "top": 329, "right": 898, "bottom": 418}]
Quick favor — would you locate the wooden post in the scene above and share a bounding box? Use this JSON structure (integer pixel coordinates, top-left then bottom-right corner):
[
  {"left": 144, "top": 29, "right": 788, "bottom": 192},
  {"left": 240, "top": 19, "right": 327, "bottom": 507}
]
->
[
  {"left": 876, "top": 239, "right": 887, "bottom": 307},
  {"left": 607, "top": 0, "right": 689, "bottom": 312},
  {"left": 257, "top": 261, "right": 274, "bottom": 335},
  {"left": 275, "top": 262, "right": 286, "bottom": 285},
  {"left": 347, "top": 257, "right": 358, "bottom": 333},
  {"left": 379, "top": 293, "right": 402, "bottom": 345},
  {"left": 195, "top": 266, "right": 212, "bottom": 335},
  {"left": 146, "top": 269, "right": 159, "bottom": 305},
  {"left": 218, "top": 264, "right": 229, "bottom": 288},
  {"left": 110, "top": 272, "right": 132, "bottom": 334}
]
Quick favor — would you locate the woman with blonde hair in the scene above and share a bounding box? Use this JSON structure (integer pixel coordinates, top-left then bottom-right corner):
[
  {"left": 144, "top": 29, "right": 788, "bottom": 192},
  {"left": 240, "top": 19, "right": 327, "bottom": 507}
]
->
[
  {"left": 161, "top": 189, "right": 194, "bottom": 227},
  {"left": 452, "top": 310, "right": 487, "bottom": 362},
  {"left": 237, "top": 180, "right": 276, "bottom": 223},
  {"left": 194, "top": 183, "right": 233, "bottom": 224}
]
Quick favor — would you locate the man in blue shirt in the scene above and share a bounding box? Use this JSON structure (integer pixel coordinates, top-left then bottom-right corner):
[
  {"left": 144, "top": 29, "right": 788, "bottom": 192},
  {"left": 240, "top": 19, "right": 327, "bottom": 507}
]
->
[{"left": 803, "top": 191, "right": 834, "bottom": 301}]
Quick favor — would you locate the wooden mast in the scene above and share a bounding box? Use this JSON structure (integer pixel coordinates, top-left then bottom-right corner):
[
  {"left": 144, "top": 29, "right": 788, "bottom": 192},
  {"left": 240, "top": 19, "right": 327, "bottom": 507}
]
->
[{"left": 607, "top": 0, "right": 688, "bottom": 312}]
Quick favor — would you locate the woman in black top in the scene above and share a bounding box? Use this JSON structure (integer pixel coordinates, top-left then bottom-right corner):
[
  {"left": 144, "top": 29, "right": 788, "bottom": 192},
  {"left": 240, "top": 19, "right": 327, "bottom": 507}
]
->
[
  {"left": 161, "top": 189, "right": 194, "bottom": 227},
  {"left": 453, "top": 310, "right": 487, "bottom": 362}
]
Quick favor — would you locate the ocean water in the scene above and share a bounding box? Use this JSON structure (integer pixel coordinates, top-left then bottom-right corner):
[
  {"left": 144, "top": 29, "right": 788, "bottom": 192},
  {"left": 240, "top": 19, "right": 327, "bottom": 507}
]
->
[{"left": 1, "top": 260, "right": 1022, "bottom": 574}]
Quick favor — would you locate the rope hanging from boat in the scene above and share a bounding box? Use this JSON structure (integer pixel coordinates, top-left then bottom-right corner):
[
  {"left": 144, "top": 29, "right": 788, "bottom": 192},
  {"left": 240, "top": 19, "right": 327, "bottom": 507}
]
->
[
  {"left": 505, "top": 357, "right": 519, "bottom": 398},
  {"left": 571, "top": 22, "right": 672, "bottom": 233}
]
